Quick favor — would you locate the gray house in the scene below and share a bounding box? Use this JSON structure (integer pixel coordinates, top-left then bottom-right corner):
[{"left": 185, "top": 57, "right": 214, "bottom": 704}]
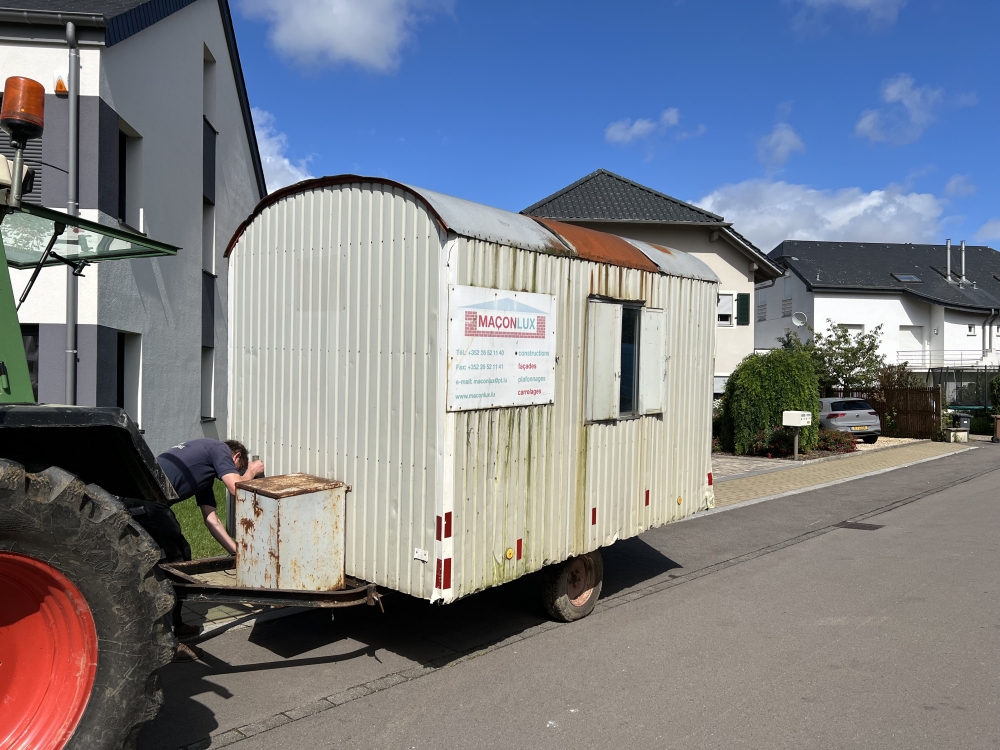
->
[
  {"left": 0, "top": 0, "right": 265, "bottom": 453},
  {"left": 524, "top": 169, "right": 783, "bottom": 394}
]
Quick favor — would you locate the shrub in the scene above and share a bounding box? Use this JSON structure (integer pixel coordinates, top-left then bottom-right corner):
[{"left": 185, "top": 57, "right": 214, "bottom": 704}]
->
[
  {"left": 991, "top": 374, "right": 1000, "bottom": 414},
  {"left": 719, "top": 349, "right": 821, "bottom": 455},
  {"left": 816, "top": 429, "right": 857, "bottom": 453},
  {"left": 748, "top": 426, "right": 796, "bottom": 457}
]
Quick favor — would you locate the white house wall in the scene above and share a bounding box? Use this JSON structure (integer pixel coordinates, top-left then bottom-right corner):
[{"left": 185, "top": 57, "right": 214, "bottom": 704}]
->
[{"left": 812, "top": 294, "right": 934, "bottom": 362}]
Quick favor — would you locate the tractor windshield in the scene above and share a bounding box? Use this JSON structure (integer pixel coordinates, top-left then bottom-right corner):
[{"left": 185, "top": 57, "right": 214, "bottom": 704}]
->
[{"left": 1, "top": 202, "right": 178, "bottom": 269}]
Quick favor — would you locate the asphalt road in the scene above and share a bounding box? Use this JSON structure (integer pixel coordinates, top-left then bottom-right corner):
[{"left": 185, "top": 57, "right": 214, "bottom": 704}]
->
[{"left": 142, "top": 444, "right": 1000, "bottom": 750}]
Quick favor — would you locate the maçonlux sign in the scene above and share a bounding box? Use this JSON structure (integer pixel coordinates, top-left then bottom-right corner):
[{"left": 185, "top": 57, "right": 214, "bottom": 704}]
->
[{"left": 447, "top": 285, "right": 557, "bottom": 411}]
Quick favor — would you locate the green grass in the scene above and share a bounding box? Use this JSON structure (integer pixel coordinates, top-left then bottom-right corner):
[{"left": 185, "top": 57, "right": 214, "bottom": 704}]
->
[{"left": 172, "top": 480, "right": 229, "bottom": 559}]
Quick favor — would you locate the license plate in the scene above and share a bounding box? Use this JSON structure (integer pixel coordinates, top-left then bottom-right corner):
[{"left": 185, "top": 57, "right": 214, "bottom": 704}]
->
[{"left": 850, "top": 426, "right": 868, "bottom": 431}]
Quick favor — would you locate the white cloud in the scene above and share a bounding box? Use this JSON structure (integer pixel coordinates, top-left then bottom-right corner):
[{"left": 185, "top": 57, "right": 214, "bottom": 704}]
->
[
  {"left": 855, "top": 74, "right": 943, "bottom": 145},
  {"left": 975, "top": 219, "right": 1000, "bottom": 242},
  {"left": 944, "top": 174, "right": 976, "bottom": 198},
  {"left": 756, "top": 123, "right": 805, "bottom": 170},
  {"left": 676, "top": 124, "right": 708, "bottom": 141},
  {"left": 791, "top": 0, "right": 906, "bottom": 26},
  {"left": 252, "top": 108, "right": 313, "bottom": 192},
  {"left": 240, "top": 0, "right": 453, "bottom": 73},
  {"left": 605, "top": 108, "right": 680, "bottom": 144},
  {"left": 696, "top": 179, "right": 943, "bottom": 252}
]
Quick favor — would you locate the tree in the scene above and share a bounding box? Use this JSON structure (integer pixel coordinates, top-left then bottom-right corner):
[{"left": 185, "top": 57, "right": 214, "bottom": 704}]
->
[
  {"left": 779, "top": 321, "right": 886, "bottom": 393},
  {"left": 719, "top": 348, "right": 820, "bottom": 455}
]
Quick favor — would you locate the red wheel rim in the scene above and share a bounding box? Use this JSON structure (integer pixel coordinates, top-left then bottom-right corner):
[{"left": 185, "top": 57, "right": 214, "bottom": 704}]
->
[{"left": 0, "top": 552, "right": 98, "bottom": 750}]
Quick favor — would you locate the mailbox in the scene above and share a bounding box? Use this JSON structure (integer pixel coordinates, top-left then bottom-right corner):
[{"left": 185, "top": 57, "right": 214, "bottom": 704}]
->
[{"left": 782, "top": 410, "right": 812, "bottom": 427}]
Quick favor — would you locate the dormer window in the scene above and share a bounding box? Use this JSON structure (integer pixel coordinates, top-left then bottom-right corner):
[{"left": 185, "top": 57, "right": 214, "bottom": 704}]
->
[{"left": 891, "top": 273, "right": 922, "bottom": 283}]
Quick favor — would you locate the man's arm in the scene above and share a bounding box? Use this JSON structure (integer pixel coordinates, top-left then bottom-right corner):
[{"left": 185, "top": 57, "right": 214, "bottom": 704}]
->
[
  {"left": 220, "top": 459, "right": 265, "bottom": 496},
  {"left": 199, "top": 505, "right": 237, "bottom": 555}
]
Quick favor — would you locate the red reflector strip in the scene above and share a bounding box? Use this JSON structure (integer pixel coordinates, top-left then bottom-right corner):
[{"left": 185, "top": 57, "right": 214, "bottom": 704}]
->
[
  {"left": 516, "top": 538, "right": 522, "bottom": 560},
  {"left": 435, "top": 516, "right": 442, "bottom": 541},
  {"left": 708, "top": 472, "right": 713, "bottom": 486},
  {"left": 644, "top": 489, "right": 650, "bottom": 506},
  {"left": 435, "top": 558, "right": 452, "bottom": 589},
  {"left": 591, "top": 508, "right": 597, "bottom": 525},
  {"left": 444, "top": 511, "right": 452, "bottom": 538}
]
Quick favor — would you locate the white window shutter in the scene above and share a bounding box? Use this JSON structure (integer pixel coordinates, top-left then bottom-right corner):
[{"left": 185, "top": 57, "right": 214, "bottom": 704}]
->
[
  {"left": 638, "top": 307, "right": 666, "bottom": 414},
  {"left": 585, "top": 301, "right": 622, "bottom": 421}
]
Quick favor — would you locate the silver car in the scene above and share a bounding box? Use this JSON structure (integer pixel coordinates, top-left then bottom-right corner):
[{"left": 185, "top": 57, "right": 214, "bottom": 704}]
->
[{"left": 819, "top": 398, "right": 881, "bottom": 443}]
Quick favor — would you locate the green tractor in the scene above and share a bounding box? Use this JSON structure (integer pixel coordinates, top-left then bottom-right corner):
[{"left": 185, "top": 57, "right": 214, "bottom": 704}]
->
[{"left": 0, "top": 77, "right": 182, "bottom": 749}]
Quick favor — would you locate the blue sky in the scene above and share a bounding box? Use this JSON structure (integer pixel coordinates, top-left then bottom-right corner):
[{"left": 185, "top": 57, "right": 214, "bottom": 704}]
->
[{"left": 234, "top": 0, "right": 998, "bottom": 252}]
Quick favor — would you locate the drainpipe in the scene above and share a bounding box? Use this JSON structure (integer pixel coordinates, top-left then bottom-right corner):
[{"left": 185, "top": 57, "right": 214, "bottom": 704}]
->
[
  {"left": 945, "top": 239, "right": 951, "bottom": 283},
  {"left": 960, "top": 240, "right": 967, "bottom": 285},
  {"left": 64, "top": 22, "right": 78, "bottom": 405}
]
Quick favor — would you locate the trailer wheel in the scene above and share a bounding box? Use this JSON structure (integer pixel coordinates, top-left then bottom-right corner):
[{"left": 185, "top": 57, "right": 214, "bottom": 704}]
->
[
  {"left": 0, "top": 460, "right": 175, "bottom": 750},
  {"left": 542, "top": 550, "right": 603, "bottom": 622}
]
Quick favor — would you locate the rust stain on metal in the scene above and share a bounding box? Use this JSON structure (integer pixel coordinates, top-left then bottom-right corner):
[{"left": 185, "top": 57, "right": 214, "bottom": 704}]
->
[
  {"left": 649, "top": 242, "right": 675, "bottom": 256},
  {"left": 236, "top": 473, "right": 344, "bottom": 499},
  {"left": 532, "top": 218, "right": 660, "bottom": 273},
  {"left": 239, "top": 518, "right": 255, "bottom": 533}
]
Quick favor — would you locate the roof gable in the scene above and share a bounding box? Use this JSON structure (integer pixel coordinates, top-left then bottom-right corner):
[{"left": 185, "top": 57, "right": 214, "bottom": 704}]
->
[{"left": 522, "top": 168, "right": 723, "bottom": 224}]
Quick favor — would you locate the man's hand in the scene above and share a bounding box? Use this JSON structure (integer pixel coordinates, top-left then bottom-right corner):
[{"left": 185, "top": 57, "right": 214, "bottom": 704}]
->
[{"left": 221, "top": 460, "right": 265, "bottom": 496}]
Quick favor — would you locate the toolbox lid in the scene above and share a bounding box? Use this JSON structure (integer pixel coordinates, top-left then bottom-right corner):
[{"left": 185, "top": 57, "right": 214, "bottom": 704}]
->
[{"left": 236, "top": 473, "right": 344, "bottom": 499}]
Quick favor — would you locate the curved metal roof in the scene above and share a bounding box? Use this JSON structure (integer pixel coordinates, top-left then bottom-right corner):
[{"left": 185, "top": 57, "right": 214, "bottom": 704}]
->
[{"left": 225, "top": 175, "right": 718, "bottom": 282}]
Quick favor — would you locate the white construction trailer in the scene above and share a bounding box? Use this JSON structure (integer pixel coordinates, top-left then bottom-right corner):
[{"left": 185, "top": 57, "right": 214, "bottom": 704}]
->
[{"left": 224, "top": 175, "right": 718, "bottom": 620}]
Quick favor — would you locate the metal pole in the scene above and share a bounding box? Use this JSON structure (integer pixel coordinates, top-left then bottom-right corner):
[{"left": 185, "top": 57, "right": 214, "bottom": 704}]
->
[
  {"left": 794, "top": 426, "right": 800, "bottom": 461},
  {"left": 65, "top": 22, "right": 79, "bottom": 405}
]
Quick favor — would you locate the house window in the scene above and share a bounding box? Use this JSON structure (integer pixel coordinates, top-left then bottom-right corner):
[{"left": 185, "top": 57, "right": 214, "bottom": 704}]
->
[
  {"left": 201, "top": 347, "right": 214, "bottom": 420},
  {"left": 842, "top": 324, "right": 864, "bottom": 337},
  {"left": 585, "top": 300, "right": 667, "bottom": 422},
  {"left": 736, "top": 293, "right": 750, "bottom": 326},
  {"left": 118, "top": 121, "right": 143, "bottom": 229},
  {"left": 117, "top": 332, "right": 142, "bottom": 426},
  {"left": 717, "top": 294, "right": 734, "bottom": 326},
  {"left": 756, "top": 288, "right": 766, "bottom": 322}
]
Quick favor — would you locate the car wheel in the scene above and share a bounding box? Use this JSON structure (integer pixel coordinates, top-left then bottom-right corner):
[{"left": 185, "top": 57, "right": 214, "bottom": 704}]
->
[{"left": 862, "top": 436, "right": 878, "bottom": 444}]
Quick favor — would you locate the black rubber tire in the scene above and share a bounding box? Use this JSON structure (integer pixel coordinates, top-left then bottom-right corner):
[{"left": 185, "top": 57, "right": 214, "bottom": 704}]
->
[
  {"left": 542, "top": 550, "right": 603, "bottom": 622},
  {"left": 0, "top": 460, "right": 176, "bottom": 750},
  {"left": 863, "top": 436, "right": 879, "bottom": 444}
]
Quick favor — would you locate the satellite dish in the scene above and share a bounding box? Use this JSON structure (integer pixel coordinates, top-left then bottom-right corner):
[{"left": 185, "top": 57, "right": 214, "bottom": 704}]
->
[{"left": 791, "top": 312, "right": 808, "bottom": 327}]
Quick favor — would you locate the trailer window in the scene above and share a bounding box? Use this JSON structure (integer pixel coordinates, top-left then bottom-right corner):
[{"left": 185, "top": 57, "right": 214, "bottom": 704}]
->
[
  {"left": 620, "top": 306, "right": 640, "bottom": 415},
  {"left": 586, "top": 301, "right": 667, "bottom": 422}
]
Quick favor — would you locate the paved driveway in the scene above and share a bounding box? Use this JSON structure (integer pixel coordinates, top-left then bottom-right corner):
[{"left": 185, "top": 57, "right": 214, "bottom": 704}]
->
[{"left": 142, "top": 444, "right": 1000, "bottom": 750}]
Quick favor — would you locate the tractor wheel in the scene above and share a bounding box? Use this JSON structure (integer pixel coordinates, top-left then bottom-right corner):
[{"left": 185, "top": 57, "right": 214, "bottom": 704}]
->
[{"left": 0, "top": 460, "right": 175, "bottom": 750}]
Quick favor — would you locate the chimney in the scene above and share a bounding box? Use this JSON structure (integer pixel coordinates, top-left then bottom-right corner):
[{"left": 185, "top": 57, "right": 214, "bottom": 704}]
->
[
  {"left": 961, "top": 240, "right": 967, "bottom": 284},
  {"left": 946, "top": 238, "right": 952, "bottom": 282}
]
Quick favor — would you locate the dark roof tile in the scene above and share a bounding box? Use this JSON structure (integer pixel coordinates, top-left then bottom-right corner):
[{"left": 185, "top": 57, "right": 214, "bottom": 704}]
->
[
  {"left": 772, "top": 240, "right": 1000, "bottom": 312},
  {"left": 522, "top": 168, "right": 724, "bottom": 224}
]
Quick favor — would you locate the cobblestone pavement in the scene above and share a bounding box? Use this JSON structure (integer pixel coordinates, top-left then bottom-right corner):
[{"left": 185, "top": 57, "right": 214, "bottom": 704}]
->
[{"left": 713, "top": 441, "right": 972, "bottom": 508}]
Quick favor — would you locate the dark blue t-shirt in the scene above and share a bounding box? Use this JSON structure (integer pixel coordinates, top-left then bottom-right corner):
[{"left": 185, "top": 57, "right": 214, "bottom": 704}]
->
[{"left": 157, "top": 439, "right": 239, "bottom": 509}]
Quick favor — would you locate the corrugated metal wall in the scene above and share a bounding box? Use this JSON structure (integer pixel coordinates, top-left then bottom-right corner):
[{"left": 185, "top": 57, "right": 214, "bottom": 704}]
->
[
  {"left": 231, "top": 183, "right": 716, "bottom": 604},
  {"left": 446, "top": 237, "right": 716, "bottom": 600},
  {"left": 230, "top": 183, "right": 444, "bottom": 599}
]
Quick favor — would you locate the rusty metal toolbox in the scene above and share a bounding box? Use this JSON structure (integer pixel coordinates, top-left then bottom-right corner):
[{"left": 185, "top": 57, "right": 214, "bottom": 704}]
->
[{"left": 234, "top": 474, "right": 346, "bottom": 592}]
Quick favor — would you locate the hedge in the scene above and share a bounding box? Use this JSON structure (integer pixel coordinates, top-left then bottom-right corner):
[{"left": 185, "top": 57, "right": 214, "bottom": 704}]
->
[{"left": 719, "top": 349, "right": 821, "bottom": 455}]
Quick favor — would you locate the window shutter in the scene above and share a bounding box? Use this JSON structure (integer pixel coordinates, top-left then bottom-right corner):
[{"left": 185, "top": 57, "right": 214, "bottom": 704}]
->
[
  {"left": 736, "top": 293, "right": 750, "bottom": 326},
  {"left": 585, "top": 301, "right": 621, "bottom": 421},
  {"left": 638, "top": 308, "right": 666, "bottom": 414}
]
